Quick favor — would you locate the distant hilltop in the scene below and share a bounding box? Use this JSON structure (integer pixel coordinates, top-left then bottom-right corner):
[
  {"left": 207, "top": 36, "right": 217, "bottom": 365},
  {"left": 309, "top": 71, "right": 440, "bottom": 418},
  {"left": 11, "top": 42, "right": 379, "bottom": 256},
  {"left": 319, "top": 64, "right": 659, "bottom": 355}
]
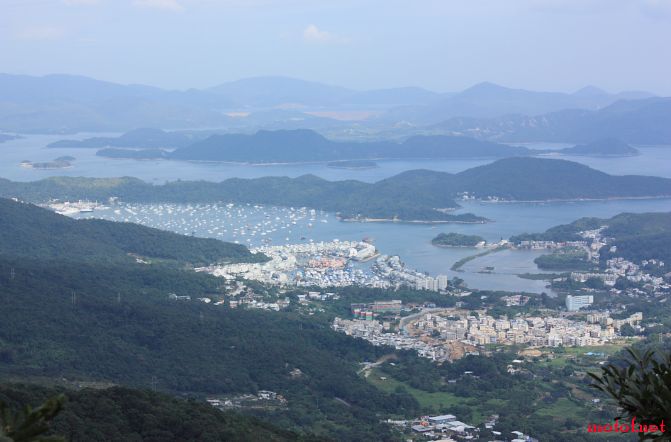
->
[
  {"left": 0, "top": 73, "right": 667, "bottom": 145},
  {"left": 53, "top": 129, "right": 646, "bottom": 163},
  {"left": 431, "top": 97, "right": 671, "bottom": 144},
  {"left": 54, "top": 128, "right": 530, "bottom": 162},
  {"left": 168, "top": 130, "right": 529, "bottom": 163}
]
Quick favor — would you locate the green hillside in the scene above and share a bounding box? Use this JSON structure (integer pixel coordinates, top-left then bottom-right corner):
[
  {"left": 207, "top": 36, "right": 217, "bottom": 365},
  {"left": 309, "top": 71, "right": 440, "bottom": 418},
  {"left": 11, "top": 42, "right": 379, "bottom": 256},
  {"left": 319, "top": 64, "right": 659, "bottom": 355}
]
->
[
  {"left": 0, "top": 198, "right": 264, "bottom": 265},
  {"left": 0, "top": 384, "right": 311, "bottom": 442},
  {"left": 511, "top": 212, "right": 671, "bottom": 263},
  {"left": 454, "top": 157, "right": 671, "bottom": 201}
]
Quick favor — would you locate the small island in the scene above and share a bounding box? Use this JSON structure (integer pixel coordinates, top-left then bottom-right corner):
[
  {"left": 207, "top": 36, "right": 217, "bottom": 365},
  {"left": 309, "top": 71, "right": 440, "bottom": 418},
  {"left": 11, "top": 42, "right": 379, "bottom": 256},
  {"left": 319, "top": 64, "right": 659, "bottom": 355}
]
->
[
  {"left": 555, "top": 138, "right": 639, "bottom": 157},
  {"left": 20, "top": 156, "right": 76, "bottom": 170},
  {"left": 431, "top": 232, "right": 486, "bottom": 247},
  {"left": 327, "top": 160, "right": 378, "bottom": 169}
]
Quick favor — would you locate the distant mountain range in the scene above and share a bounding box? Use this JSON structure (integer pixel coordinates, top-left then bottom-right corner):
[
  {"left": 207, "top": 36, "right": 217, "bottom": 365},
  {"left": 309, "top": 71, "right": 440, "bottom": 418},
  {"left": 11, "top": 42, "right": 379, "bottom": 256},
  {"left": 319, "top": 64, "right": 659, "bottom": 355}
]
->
[
  {"left": 0, "top": 73, "right": 665, "bottom": 138},
  {"left": 0, "top": 73, "right": 236, "bottom": 133},
  {"left": 0, "top": 74, "right": 442, "bottom": 133},
  {"left": 2, "top": 158, "right": 670, "bottom": 222},
  {"left": 382, "top": 82, "right": 655, "bottom": 123},
  {"left": 207, "top": 76, "right": 442, "bottom": 108},
  {"left": 431, "top": 97, "right": 671, "bottom": 144}
]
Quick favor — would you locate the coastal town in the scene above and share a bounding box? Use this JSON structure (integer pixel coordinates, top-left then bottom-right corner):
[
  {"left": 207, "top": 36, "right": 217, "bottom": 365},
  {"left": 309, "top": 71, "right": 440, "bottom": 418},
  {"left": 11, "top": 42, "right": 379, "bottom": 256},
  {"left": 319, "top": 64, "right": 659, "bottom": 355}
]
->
[
  {"left": 197, "top": 240, "right": 455, "bottom": 291},
  {"left": 516, "top": 224, "right": 670, "bottom": 297},
  {"left": 333, "top": 306, "right": 643, "bottom": 363}
]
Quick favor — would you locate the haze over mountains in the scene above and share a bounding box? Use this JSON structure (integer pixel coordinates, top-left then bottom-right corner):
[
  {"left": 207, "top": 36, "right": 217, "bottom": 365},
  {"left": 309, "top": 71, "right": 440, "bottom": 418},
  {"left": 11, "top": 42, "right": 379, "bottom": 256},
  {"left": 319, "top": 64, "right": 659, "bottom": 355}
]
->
[
  {"left": 207, "top": 76, "right": 441, "bottom": 108},
  {"left": 432, "top": 97, "right": 671, "bottom": 144},
  {"left": 1, "top": 73, "right": 666, "bottom": 144},
  {"left": 384, "top": 82, "right": 655, "bottom": 123},
  {"left": 54, "top": 128, "right": 642, "bottom": 163}
]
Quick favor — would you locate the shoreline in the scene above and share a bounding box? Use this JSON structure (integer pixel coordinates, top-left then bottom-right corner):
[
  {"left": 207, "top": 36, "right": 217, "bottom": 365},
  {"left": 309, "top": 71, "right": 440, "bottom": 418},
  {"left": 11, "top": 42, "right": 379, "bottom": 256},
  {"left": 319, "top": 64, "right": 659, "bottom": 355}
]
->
[
  {"left": 473, "top": 195, "right": 671, "bottom": 204},
  {"left": 339, "top": 217, "right": 489, "bottom": 224}
]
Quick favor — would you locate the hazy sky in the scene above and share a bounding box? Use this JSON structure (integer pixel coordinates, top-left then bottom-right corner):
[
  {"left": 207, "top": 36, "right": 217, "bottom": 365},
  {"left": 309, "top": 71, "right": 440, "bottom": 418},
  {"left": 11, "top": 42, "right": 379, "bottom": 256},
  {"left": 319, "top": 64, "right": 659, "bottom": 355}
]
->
[{"left": 1, "top": 0, "right": 670, "bottom": 94}]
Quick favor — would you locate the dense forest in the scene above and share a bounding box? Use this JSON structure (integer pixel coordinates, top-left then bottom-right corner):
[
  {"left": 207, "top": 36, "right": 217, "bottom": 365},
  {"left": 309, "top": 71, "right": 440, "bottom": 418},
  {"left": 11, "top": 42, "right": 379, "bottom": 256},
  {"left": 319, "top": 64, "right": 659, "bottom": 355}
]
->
[
  {"left": 599, "top": 212, "right": 671, "bottom": 263},
  {"left": 0, "top": 384, "right": 312, "bottom": 441},
  {"left": 0, "top": 256, "right": 420, "bottom": 440},
  {"left": 0, "top": 197, "right": 426, "bottom": 439}
]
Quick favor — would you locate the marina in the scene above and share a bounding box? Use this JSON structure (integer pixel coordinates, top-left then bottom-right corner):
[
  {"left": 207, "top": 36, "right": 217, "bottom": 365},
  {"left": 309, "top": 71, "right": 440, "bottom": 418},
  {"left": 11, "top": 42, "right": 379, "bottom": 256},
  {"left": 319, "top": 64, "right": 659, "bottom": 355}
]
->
[{"left": 68, "top": 195, "right": 671, "bottom": 294}]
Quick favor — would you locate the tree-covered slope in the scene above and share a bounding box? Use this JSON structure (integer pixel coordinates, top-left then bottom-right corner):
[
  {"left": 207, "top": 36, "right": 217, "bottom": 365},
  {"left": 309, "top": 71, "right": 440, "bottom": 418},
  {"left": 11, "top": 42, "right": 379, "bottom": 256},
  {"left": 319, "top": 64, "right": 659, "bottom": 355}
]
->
[
  {"left": 0, "top": 255, "right": 418, "bottom": 439},
  {"left": 511, "top": 212, "right": 671, "bottom": 263},
  {"left": 0, "top": 384, "right": 312, "bottom": 442},
  {"left": 0, "top": 198, "right": 263, "bottom": 265},
  {"left": 454, "top": 157, "right": 671, "bottom": 200},
  {"left": 0, "top": 175, "right": 469, "bottom": 222},
  {"left": 599, "top": 212, "right": 671, "bottom": 263}
]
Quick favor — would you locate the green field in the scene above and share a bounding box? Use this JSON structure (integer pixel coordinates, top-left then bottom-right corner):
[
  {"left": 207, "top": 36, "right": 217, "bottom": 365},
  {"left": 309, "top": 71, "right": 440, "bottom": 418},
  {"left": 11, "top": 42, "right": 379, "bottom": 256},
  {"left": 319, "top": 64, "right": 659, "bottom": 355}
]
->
[{"left": 367, "top": 368, "right": 464, "bottom": 410}]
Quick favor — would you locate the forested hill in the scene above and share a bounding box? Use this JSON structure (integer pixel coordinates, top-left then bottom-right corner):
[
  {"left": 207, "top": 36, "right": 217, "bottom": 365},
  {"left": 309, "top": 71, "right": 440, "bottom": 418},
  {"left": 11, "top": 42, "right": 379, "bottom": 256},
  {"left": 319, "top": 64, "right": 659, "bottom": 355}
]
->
[
  {"left": 1, "top": 158, "right": 670, "bottom": 222},
  {"left": 0, "top": 385, "right": 310, "bottom": 442},
  {"left": 599, "top": 212, "right": 671, "bottom": 263},
  {"left": 49, "top": 129, "right": 529, "bottom": 162},
  {"left": 167, "top": 129, "right": 530, "bottom": 162},
  {"left": 0, "top": 195, "right": 423, "bottom": 439},
  {"left": 452, "top": 157, "right": 671, "bottom": 201},
  {"left": 511, "top": 212, "right": 671, "bottom": 263},
  {"left": 0, "top": 256, "right": 419, "bottom": 440},
  {"left": 0, "top": 198, "right": 264, "bottom": 265},
  {"left": 0, "top": 175, "right": 473, "bottom": 223}
]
